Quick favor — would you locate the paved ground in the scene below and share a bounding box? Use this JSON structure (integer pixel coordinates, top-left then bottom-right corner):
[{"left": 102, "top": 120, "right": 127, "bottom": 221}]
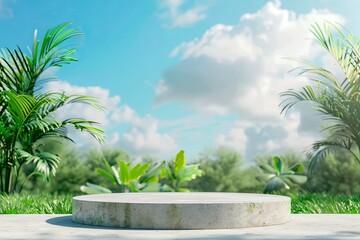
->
[{"left": 0, "top": 214, "right": 360, "bottom": 240}]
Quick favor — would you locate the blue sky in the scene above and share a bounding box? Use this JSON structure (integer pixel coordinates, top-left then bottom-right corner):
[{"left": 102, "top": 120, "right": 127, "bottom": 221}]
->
[{"left": 1, "top": 0, "right": 359, "bottom": 161}]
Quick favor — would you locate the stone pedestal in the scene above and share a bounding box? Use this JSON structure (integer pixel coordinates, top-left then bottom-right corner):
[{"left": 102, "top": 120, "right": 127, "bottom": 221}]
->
[{"left": 72, "top": 192, "right": 290, "bottom": 229}]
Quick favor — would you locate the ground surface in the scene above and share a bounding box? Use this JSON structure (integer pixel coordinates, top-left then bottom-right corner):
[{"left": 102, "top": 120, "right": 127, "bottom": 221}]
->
[{"left": 0, "top": 214, "right": 359, "bottom": 239}]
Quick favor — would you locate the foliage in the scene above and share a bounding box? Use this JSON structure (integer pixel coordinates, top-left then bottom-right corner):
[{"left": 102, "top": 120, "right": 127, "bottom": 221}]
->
[
  {"left": 0, "top": 23, "right": 105, "bottom": 194},
  {"left": 306, "top": 151, "right": 360, "bottom": 195},
  {"left": 291, "top": 193, "right": 360, "bottom": 214},
  {"left": 44, "top": 150, "right": 94, "bottom": 194},
  {"left": 280, "top": 22, "right": 360, "bottom": 172},
  {"left": 81, "top": 148, "right": 133, "bottom": 187},
  {"left": 256, "top": 156, "right": 307, "bottom": 193},
  {"left": 160, "top": 150, "right": 204, "bottom": 192},
  {"left": 80, "top": 158, "right": 165, "bottom": 193},
  {"left": 187, "top": 147, "right": 262, "bottom": 192},
  {"left": 0, "top": 193, "right": 72, "bottom": 214}
]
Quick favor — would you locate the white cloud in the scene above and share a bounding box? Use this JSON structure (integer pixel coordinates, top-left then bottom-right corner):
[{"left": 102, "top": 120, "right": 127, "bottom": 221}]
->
[
  {"left": 45, "top": 81, "right": 177, "bottom": 157},
  {"left": 170, "top": 24, "right": 263, "bottom": 63},
  {"left": 216, "top": 126, "right": 248, "bottom": 155},
  {"left": 155, "top": 0, "right": 345, "bottom": 158},
  {"left": 0, "top": 0, "right": 13, "bottom": 19},
  {"left": 122, "top": 118, "right": 178, "bottom": 156},
  {"left": 216, "top": 113, "right": 318, "bottom": 160},
  {"left": 160, "top": 0, "right": 207, "bottom": 28}
]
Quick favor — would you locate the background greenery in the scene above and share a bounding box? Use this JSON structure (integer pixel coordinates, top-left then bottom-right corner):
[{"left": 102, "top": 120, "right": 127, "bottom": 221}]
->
[{"left": 13, "top": 145, "right": 360, "bottom": 196}]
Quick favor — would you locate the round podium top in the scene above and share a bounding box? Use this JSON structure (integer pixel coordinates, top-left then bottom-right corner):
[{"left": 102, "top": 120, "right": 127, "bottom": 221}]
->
[{"left": 73, "top": 192, "right": 289, "bottom": 204}]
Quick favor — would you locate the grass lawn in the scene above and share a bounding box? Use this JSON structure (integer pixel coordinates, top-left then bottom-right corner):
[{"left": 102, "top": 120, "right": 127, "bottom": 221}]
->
[
  {"left": 1, "top": 193, "right": 360, "bottom": 214},
  {"left": 0, "top": 194, "right": 72, "bottom": 214},
  {"left": 291, "top": 193, "right": 360, "bottom": 213}
]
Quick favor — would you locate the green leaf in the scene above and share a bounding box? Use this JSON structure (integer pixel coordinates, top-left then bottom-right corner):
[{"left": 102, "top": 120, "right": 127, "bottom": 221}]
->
[
  {"left": 289, "top": 163, "right": 304, "bottom": 172},
  {"left": 273, "top": 156, "right": 283, "bottom": 174},
  {"left": 140, "top": 161, "right": 165, "bottom": 183},
  {"left": 111, "top": 166, "right": 121, "bottom": 185},
  {"left": 160, "top": 167, "right": 172, "bottom": 179},
  {"left": 130, "top": 163, "right": 150, "bottom": 181},
  {"left": 256, "top": 174, "right": 276, "bottom": 182},
  {"left": 285, "top": 175, "right": 307, "bottom": 184},
  {"left": 177, "top": 165, "right": 203, "bottom": 184},
  {"left": 118, "top": 159, "right": 130, "bottom": 185},
  {"left": 174, "top": 150, "right": 186, "bottom": 174},
  {"left": 259, "top": 163, "right": 277, "bottom": 174},
  {"left": 95, "top": 168, "right": 117, "bottom": 185},
  {"left": 264, "top": 177, "right": 289, "bottom": 193},
  {"left": 80, "top": 182, "right": 112, "bottom": 194}
]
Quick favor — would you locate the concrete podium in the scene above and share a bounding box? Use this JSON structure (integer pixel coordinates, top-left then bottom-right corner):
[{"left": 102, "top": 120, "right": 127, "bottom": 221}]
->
[{"left": 72, "top": 192, "right": 290, "bottom": 229}]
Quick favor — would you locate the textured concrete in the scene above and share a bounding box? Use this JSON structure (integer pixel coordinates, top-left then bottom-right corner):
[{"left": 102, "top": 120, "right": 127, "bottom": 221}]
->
[
  {"left": 72, "top": 192, "right": 291, "bottom": 229},
  {"left": 0, "top": 214, "right": 360, "bottom": 239}
]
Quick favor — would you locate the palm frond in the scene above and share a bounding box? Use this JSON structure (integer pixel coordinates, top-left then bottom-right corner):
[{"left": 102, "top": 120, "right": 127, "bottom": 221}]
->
[{"left": 16, "top": 149, "right": 60, "bottom": 177}]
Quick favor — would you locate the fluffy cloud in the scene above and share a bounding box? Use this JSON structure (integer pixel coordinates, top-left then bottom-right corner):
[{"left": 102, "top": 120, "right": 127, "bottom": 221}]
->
[
  {"left": 45, "top": 81, "right": 177, "bottom": 157},
  {"left": 155, "top": 0, "right": 345, "bottom": 159},
  {"left": 215, "top": 125, "right": 248, "bottom": 155},
  {"left": 159, "top": 0, "right": 207, "bottom": 28}
]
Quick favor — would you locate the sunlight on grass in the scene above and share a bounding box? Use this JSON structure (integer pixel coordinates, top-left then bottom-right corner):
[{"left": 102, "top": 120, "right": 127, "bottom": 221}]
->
[
  {"left": 0, "top": 194, "right": 72, "bottom": 214},
  {"left": 292, "top": 194, "right": 360, "bottom": 214}
]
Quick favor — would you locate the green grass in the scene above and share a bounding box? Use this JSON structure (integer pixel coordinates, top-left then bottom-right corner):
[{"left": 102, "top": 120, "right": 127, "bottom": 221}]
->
[
  {"left": 1, "top": 193, "right": 360, "bottom": 214},
  {"left": 0, "top": 193, "right": 72, "bottom": 214},
  {"left": 291, "top": 193, "right": 360, "bottom": 214}
]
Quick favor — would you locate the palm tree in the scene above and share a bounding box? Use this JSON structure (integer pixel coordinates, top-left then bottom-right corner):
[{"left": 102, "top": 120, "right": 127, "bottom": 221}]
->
[
  {"left": 280, "top": 22, "right": 360, "bottom": 172},
  {"left": 0, "top": 23, "right": 105, "bottom": 194}
]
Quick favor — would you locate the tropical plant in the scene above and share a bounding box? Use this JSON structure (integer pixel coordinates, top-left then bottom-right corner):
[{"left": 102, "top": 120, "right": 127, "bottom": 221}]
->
[
  {"left": 0, "top": 23, "right": 105, "bottom": 194},
  {"left": 280, "top": 22, "right": 360, "bottom": 171},
  {"left": 160, "top": 150, "right": 204, "bottom": 192},
  {"left": 80, "top": 158, "right": 165, "bottom": 194},
  {"left": 256, "top": 156, "right": 307, "bottom": 193}
]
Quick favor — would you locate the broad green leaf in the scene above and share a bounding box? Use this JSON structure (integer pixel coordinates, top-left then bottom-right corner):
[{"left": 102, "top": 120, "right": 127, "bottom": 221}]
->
[
  {"left": 285, "top": 175, "right": 307, "bottom": 184},
  {"left": 264, "top": 177, "right": 289, "bottom": 193},
  {"left": 177, "top": 165, "right": 203, "bottom": 184},
  {"left": 256, "top": 174, "right": 276, "bottom": 182},
  {"left": 142, "top": 175, "right": 158, "bottom": 184},
  {"left": 174, "top": 150, "right": 186, "bottom": 174},
  {"left": 160, "top": 167, "right": 172, "bottom": 179},
  {"left": 95, "top": 168, "right": 117, "bottom": 185},
  {"left": 111, "top": 166, "right": 121, "bottom": 185},
  {"left": 259, "top": 163, "right": 277, "bottom": 174},
  {"left": 282, "top": 170, "right": 295, "bottom": 175},
  {"left": 80, "top": 182, "right": 112, "bottom": 194},
  {"left": 273, "top": 156, "right": 283, "bottom": 174},
  {"left": 289, "top": 163, "right": 304, "bottom": 172},
  {"left": 118, "top": 159, "right": 130, "bottom": 185},
  {"left": 140, "top": 161, "right": 165, "bottom": 183},
  {"left": 130, "top": 163, "right": 150, "bottom": 180}
]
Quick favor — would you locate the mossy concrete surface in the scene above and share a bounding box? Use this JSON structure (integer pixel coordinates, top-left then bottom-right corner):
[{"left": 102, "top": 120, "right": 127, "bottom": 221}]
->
[{"left": 72, "top": 192, "right": 290, "bottom": 229}]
